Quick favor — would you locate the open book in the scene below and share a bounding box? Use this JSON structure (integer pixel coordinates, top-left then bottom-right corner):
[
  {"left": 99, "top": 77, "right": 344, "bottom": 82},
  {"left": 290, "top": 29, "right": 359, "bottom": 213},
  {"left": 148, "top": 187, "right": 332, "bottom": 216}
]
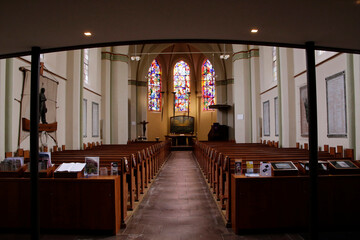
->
[{"left": 55, "top": 162, "right": 86, "bottom": 172}]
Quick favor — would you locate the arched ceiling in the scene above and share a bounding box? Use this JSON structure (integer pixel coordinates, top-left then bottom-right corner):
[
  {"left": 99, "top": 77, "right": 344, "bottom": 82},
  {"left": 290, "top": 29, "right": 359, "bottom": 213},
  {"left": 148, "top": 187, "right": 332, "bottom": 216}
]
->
[
  {"left": 1, "top": 0, "right": 360, "bottom": 58},
  {"left": 133, "top": 43, "right": 228, "bottom": 84}
]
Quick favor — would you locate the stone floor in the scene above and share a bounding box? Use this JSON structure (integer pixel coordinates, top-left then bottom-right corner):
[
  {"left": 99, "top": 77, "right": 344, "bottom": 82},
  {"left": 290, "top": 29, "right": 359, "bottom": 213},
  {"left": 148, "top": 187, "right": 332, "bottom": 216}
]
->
[{"left": 2, "top": 151, "right": 358, "bottom": 239}]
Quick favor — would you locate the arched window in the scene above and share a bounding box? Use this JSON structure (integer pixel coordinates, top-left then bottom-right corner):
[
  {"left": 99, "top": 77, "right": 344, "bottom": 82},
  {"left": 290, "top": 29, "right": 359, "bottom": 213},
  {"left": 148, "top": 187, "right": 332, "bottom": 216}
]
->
[
  {"left": 201, "top": 59, "right": 216, "bottom": 110},
  {"left": 83, "top": 48, "right": 89, "bottom": 84},
  {"left": 174, "top": 60, "right": 190, "bottom": 112},
  {"left": 148, "top": 59, "right": 162, "bottom": 111},
  {"left": 272, "top": 47, "right": 277, "bottom": 82}
]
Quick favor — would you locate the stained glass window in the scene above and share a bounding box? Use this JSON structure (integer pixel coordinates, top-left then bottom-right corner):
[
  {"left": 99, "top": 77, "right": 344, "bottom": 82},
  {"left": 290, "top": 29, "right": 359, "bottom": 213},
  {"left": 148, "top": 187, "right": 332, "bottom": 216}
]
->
[
  {"left": 148, "top": 59, "right": 162, "bottom": 111},
  {"left": 201, "top": 59, "right": 216, "bottom": 110},
  {"left": 174, "top": 60, "right": 190, "bottom": 112}
]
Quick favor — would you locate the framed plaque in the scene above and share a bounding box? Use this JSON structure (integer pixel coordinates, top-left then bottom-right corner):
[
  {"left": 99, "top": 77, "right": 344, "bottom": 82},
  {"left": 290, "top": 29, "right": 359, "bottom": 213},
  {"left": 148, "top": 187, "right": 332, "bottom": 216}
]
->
[
  {"left": 300, "top": 86, "right": 308, "bottom": 137},
  {"left": 328, "top": 160, "right": 360, "bottom": 174},
  {"left": 271, "top": 161, "right": 298, "bottom": 176},
  {"left": 326, "top": 71, "right": 347, "bottom": 137},
  {"left": 263, "top": 100, "right": 270, "bottom": 136},
  {"left": 298, "top": 160, "right": 329, "bottom": 175}
]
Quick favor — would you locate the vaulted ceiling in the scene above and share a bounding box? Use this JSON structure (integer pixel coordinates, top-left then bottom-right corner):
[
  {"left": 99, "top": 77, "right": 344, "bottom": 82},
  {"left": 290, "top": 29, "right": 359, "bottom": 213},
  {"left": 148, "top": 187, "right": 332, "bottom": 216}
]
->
[{"left": 1, "top": 0, "right": 359, "bottom": 58}]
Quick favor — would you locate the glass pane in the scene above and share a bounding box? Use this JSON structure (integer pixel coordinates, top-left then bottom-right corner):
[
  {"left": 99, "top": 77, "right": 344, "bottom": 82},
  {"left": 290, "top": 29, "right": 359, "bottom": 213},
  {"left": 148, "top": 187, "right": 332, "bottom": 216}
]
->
[
  {"left": 148, "top": 59, "right": 162, "bottom": 111},
  {"left": 201, "top": 59, "right": 216, "bottom": 110},
  {"left": 174, "top": 60, "right": 190, "bottom": 112}
]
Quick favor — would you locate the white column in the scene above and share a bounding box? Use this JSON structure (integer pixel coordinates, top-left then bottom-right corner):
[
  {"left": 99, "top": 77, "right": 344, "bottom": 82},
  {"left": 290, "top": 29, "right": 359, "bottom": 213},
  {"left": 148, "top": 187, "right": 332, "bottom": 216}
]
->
[
  {"left": 279, "top": 48, "right": 296, "bottom": 147},
  {"left": 249, "top": 46, "right": 261, "bottom": 143},
  {"left": 101, "top": 47, "right": 112, "bottom": 144},
  {"left": 233, "top": 45, "right": 251, "bottom": 143},
  {"left": 0, "top": 59, "right": 6, "bottom": 160},
  {"left": 66, "top": 50, "right": 81, "bottom": 149},
  {"left": 111, "top": 46, "right": 129, "bottom": 144}
]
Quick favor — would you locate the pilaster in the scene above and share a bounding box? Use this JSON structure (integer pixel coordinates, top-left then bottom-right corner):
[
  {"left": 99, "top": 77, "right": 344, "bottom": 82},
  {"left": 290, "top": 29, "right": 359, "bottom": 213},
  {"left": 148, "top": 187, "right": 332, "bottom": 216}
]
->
[
  {"left": 101, "top": 47, "right": 112, "bottom": 144},
  {"left": 111, "top": 46, "right": 129, "bottom": 144},
  {"left": 233, "top": 45, "right": 251, "bottom": 143},
  {"left": 249, "top": 46, "right": 261, "bottom": 143},
  {"left": 279, "top": 48, "right": 296, "bottom": 147},
  {"left": 66, "top": 50, "right": 82, "bottom": 149}
]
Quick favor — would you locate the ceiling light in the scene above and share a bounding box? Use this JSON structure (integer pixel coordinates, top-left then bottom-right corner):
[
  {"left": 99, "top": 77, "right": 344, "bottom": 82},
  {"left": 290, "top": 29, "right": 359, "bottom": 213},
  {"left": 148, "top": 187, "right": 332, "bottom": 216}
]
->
[
  {"left": 251, "top": 29, "right": 258, "bottom": 33},
  {"left": 131, "top": 56, "right": 141, "bottom": 61},
  {"left": 220, "top": 43, "right": 230, "bottom": 60},
  {"left": 84, "top": 32, "right": 92, "bottom": 36},
  {"left": 356, "top": 0, "right": 360, "bottom": 4},
  {"left": 220, "top": 54, "right": 230, "bottom": 60}
]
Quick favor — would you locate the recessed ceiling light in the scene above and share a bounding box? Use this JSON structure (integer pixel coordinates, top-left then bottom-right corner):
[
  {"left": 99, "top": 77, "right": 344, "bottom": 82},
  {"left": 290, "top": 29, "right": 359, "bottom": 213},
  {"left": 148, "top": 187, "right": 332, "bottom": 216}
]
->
[
  {"left": 251, "top": 29, "right": 258, "bottom": 33},
  {"left": 84, "top": 32, "right": 92, "bottom": 36},
  {"left": 356, "top": 0, "right": 360, "bottom": 4}
]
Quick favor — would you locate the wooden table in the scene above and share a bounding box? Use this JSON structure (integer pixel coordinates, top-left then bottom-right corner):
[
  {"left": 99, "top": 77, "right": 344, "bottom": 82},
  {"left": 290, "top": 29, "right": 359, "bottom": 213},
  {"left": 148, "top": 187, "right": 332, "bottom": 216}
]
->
[{"left": 165, "top": 134, "right": 196, "bottom": 148}]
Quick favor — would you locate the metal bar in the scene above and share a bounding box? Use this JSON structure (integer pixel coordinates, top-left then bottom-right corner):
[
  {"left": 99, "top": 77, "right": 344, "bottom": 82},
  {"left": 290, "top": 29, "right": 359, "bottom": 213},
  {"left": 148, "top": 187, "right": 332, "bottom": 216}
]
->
[
  {"left": 305, "top": 41, "right": 318, "bottom": 240},
  {"left": 30, "top": 46, "right": 40, "bottom": 240}
]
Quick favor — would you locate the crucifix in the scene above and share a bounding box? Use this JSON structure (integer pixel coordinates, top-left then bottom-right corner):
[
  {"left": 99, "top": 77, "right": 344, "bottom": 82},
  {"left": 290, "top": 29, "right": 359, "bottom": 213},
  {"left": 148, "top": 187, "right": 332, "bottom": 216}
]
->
[{"left": 139, "top": 120, "right": 149, "bottom": 137}]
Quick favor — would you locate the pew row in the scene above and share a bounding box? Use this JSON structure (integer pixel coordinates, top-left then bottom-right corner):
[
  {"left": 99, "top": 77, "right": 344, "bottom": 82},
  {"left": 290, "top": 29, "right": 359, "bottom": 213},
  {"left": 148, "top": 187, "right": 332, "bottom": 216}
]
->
[
  {"left": 193, "top": 140, "right": 357, "bottom": 229},
  {"left": 0, "top": 140, "right": 171, "bottom": 234}
]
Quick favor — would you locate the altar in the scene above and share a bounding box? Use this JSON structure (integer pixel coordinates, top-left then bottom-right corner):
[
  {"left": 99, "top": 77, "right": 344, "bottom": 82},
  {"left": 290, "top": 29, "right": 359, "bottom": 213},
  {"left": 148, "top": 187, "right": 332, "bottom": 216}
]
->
[
  {"left": 166, "top": 116, "right": 196, "bottom": 150},
  {"left": 165, "top": 134, "right": 197, "bottom": 150}
]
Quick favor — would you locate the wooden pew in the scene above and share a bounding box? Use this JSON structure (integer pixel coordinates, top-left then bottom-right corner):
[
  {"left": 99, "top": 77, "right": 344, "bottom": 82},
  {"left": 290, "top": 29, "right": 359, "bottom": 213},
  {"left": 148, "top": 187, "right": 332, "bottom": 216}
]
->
[{"left": 193, "top": 140, "right": 354, "bottom": 227}]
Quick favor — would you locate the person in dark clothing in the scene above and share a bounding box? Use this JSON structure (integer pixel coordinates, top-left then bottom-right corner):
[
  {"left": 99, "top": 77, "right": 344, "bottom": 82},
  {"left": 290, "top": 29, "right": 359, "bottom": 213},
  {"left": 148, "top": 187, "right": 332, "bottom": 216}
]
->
[{"left": 39, "top": 88, "right": 48, "bottom": 124}]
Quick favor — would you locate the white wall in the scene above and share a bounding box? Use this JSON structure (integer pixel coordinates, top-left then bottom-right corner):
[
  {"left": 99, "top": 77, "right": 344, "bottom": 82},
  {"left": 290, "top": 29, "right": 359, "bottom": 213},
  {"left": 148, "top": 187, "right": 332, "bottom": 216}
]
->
[
  {"left": 293, "top": 49, "right": 306, "bottom": 76},
  {"left": 259, "top": 46, "right": 279, "bottom": 143},
  {"left": 42, "top": 52, "right": 67, "bottom": 79},
  {"left": 82, "top": 48, "right": 102, "bottom": 145},
  {"left": 259, "top": 46, "right": 277, "bottom": 92},
  {"left": 260, "top": 88, "right": 279, "bottom": 141},
  {"left": 294, "top": 52, "right": 350, "bottom": 149}
]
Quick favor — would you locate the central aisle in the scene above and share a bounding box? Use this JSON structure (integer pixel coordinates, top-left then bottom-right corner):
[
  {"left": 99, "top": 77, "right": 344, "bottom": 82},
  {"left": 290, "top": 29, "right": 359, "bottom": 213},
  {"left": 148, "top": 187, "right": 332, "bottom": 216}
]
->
[
  {"left": 119, "top": 151, "right": 303, "bottom": 240},
  {"left": 120, "top": 151, "right": 230, "bottom": 240}
]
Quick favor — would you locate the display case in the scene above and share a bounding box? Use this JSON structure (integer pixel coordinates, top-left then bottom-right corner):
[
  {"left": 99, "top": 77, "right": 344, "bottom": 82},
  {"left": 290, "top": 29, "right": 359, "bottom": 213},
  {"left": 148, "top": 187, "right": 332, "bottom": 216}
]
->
[
  {"left": 298, "top": 160, "right": 329, "bottom": 175},
  {"left": 328, "top": 160, "right": 360, "bottom": 174},
  {"left": 271, "top": 161, "right": 298, "bottom": 176}
]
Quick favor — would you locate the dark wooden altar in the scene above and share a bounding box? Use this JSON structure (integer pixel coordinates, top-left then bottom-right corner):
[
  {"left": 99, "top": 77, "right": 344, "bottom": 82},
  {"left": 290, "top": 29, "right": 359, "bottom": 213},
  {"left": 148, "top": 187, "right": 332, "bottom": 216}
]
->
[
  {"left": 165, "top": 134, "right": 197, "bottom": 151},
  {"left": 167, "top": 116, "right": 196, "bottom": 150}
]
